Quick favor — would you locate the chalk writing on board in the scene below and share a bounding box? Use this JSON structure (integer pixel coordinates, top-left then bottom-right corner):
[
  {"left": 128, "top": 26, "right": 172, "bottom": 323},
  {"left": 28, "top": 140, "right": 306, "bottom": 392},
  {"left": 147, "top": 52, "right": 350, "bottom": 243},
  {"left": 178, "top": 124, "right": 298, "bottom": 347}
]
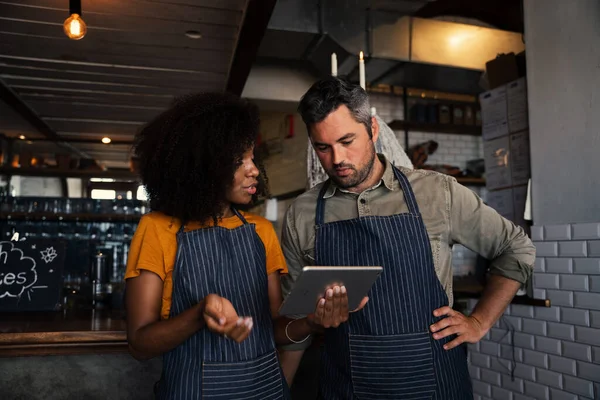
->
[
  {"left": 0, "top": 241, "right": 38, "bottom": 298},
  {"left": 40, "top": 247, "right": 58, "bottom": 264},
  {"left": 0, "top": 239, "right": 65, "bottom": 311}
]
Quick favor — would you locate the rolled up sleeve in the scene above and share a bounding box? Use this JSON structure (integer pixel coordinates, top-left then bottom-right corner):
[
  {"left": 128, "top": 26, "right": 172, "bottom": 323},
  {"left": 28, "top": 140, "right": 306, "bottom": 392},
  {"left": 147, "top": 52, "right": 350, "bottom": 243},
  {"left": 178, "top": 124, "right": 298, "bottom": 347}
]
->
[{"left": 449, "top": 179, "right": 536, "bottom": 285}]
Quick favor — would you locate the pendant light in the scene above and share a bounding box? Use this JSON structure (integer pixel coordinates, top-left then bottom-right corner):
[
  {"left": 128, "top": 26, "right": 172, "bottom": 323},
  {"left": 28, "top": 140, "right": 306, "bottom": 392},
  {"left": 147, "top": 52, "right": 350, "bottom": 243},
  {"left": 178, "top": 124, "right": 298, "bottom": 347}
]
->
[{"left": 63, "top": 0, "right": 87, "bottom": 40}]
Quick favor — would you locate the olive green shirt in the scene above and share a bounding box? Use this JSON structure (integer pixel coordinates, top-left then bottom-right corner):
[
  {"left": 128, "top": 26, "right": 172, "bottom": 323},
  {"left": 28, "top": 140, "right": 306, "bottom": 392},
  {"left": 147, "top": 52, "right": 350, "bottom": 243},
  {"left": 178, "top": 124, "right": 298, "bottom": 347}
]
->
[{"left": 280, "top": 155, "right": 535, "bottom": 350}]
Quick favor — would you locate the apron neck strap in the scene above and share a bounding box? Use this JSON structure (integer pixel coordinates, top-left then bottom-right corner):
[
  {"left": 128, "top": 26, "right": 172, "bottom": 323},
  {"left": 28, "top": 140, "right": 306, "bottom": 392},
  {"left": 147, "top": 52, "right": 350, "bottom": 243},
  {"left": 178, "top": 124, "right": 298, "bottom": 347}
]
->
[
  {"left": 177, "top": 220, "right": 187, "bottom": 234},
  {"left": 315, "top": 180, "right": 330, "bottom": 226},
  {"left": 390, "top": 165, "right": 421, "bottom": 216},
  {"left": 315, "top": 166, "right": 421, "bottom": 225},
  {"left": 177, "top": 207, "right": 248, "bottom": 234},
  {"left": 231, "top": 207, "right": 248, "bottom": 224}
]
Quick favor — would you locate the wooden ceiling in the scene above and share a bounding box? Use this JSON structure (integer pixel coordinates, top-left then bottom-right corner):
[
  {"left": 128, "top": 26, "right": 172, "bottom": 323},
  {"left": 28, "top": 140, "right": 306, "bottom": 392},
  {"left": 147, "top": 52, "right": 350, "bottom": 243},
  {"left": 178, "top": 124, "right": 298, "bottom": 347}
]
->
[{"left": 0, "top": 0, "right": 275, "bottom": 169}]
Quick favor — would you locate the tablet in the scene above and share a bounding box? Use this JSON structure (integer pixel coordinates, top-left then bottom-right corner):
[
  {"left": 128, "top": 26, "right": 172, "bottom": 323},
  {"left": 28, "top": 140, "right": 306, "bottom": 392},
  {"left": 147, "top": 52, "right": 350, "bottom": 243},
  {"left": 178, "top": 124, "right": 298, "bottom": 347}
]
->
[{"left": 279, "top": 266, "right": 383, "bottom": 316}]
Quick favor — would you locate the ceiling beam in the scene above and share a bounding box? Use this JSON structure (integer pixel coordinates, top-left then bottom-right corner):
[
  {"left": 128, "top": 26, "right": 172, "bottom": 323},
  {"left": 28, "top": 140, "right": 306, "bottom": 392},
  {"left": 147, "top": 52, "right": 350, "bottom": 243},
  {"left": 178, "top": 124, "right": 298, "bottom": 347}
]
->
[
  {"left": 226, "top": 0, "right": 279, "bottom": 95},
  {"left": 0, "top": 79, "right": 91, "bottom": 159},
  {"left": 14, "top": 137, "right": 134, "bottom": 146}
]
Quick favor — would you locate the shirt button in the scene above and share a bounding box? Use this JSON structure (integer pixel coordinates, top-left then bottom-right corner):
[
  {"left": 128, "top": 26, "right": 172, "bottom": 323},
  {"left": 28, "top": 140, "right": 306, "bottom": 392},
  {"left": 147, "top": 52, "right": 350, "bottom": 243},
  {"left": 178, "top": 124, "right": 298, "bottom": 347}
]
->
[{"left": 360, "top": 199, "right": 366, "bottom": 204}]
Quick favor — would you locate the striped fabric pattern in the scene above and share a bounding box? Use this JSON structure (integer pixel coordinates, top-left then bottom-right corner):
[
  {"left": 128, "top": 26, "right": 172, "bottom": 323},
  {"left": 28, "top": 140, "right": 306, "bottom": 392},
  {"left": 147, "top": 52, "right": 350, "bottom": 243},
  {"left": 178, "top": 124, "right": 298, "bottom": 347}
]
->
[
  {"left": 157, "top": 209, "right": 288, "bottom": 399},
  {"left": 314, "top": 166, "right": 473, "bottom": 400}
]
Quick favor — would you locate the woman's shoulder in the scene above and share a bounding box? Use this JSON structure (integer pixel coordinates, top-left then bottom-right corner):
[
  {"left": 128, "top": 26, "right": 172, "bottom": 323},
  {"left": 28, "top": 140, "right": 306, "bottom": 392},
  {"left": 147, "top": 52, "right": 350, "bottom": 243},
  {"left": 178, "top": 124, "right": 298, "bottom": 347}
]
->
[
  {"left": 240, "top": 212, "right": 279, "bottom": 237},
  {"left": 140, "top": 211, "right": 181, "bottom": 234},
  {"left": 240, "top": 211, "right": 273, "bottom": 229}
]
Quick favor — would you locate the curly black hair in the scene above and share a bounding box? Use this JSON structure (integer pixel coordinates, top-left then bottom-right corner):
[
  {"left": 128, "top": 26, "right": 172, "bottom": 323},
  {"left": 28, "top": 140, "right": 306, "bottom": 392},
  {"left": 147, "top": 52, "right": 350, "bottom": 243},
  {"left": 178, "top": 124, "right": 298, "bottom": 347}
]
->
[{"left": 133, "top": 92, "right": 269, "bottom": 223}]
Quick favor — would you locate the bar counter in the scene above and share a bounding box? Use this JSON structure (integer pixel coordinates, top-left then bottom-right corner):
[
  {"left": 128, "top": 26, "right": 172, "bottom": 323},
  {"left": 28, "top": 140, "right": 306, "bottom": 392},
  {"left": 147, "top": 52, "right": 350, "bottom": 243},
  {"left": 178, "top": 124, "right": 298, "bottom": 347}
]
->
[
  {"left": 0, "top": 284, "right": 549, "bottom": 359},
  {"left": 0, "top": 310, "right": 128, "bottom": 357}
]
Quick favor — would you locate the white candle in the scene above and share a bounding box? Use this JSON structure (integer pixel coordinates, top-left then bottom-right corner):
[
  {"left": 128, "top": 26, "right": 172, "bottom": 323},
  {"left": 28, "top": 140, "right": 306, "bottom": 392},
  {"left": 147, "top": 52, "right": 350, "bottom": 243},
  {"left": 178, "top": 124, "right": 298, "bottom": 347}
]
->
[
  {"left": 331, "top": 53, "right": 338, "bottom": 77},
  {"left": 359, "top": 51, "right": 366, "bottom": 90}
]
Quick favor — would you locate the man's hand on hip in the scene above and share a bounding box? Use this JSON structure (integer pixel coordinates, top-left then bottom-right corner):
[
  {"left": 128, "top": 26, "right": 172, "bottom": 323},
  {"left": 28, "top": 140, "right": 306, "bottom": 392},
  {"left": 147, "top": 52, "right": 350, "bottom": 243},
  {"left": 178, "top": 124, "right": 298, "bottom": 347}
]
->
[{"left": 429, "top": 306, "right": 487, "bottom": 350}]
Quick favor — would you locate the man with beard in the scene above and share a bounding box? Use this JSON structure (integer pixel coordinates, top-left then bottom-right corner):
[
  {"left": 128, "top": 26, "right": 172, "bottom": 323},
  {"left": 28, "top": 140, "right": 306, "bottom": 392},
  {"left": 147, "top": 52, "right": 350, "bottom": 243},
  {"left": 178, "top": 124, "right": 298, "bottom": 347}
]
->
[{"left": 277, "top": 77, "right": 536, "bottom": 399}]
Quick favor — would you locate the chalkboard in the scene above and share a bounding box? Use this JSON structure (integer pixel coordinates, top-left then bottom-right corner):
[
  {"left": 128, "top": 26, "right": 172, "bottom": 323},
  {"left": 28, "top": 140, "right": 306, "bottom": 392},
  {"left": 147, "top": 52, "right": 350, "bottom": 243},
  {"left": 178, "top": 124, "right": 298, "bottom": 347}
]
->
[{"left": 0, "top": 239, "right": 66, "bottom": 312}]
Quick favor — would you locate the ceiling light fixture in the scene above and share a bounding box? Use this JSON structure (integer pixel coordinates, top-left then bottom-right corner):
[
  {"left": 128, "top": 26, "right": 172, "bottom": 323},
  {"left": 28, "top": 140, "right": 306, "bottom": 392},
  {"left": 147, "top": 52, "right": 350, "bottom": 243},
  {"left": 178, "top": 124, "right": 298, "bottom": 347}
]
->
[
  {"left": 63, "top": 0, "right": 87, "bottom": 40},
  {"left": 18, "top": 135, "right": 26, "bottom": 140},
  {"left": 185, "top": 30, "right": 202, "bottom": 40},
  {"left": 101, "top": 137, "right": 111, "bottom": 144}
]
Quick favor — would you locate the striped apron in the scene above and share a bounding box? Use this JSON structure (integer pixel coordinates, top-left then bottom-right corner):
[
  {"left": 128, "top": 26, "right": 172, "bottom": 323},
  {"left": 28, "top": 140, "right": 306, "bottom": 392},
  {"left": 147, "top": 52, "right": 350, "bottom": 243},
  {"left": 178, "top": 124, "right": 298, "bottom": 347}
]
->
[
  {"left": 314, "top": 166, "right": 473, "bottom": 400},
  {"left": 157, "top": 209, "right": 289, "bottom": 400}
]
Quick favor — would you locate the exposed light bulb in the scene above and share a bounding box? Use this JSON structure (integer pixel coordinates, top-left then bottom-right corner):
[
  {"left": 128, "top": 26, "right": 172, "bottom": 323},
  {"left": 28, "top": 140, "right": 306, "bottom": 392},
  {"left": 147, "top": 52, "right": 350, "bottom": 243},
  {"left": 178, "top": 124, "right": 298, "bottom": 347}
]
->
[
  {"left": 18, "top": 135, "right": 26, "bottom": 140},
  {"left": 101, "top": 137, "right": 111, "bottom": 144},
  {"left": 64, "top": 13, "right": 87, "bottom": 40},
  {"left": 185, "top": 30, "right": 202, "bottom": 39}
]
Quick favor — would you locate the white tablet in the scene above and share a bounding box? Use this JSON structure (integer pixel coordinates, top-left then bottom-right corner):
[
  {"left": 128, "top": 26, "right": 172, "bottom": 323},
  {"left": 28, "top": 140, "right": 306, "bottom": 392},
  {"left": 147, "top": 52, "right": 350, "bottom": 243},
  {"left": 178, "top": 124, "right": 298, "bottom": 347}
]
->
[{"left": 279, "top": 266, "right": 383, "bottom": 316}]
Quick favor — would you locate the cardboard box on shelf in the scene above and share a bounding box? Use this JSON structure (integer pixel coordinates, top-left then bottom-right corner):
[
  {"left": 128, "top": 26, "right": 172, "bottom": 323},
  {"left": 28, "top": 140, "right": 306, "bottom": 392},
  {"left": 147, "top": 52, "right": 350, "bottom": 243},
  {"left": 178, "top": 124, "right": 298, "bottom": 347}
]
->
[
  {"left": 480, "top": 85, "right": 508, "bottom": 141},
  {"left": 485, "top": 52, "right": 526, "bottom": 90},
  {"left": 510, "top": 131, "right": 531, "bottom": 186},
  {"left": 512, "top": 184, "right": 528, "bottom": 229},
  {"left": 487, "top": 188, "right": 514, "bottom": 221},
  {"left": 485, "top": 185, "right": 529, "bottom": 230},
  {"left": 483, "top": 135, "right": 512, "bottom": 190},
  {"left": 507, "top": 77, "right": 529, "bottom": 133}
]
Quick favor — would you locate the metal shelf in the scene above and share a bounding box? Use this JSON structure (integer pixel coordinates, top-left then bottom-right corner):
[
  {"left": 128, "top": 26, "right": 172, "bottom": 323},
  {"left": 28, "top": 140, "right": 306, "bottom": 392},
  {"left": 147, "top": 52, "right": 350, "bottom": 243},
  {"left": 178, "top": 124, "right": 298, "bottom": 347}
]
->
[
  {"left": 0, "top": 212, "right": 141, "bottom": 223},
  {"left": 388, "top": 120, "right": 482, "bottom": 136},
  {"left": 0, "top": 167, "right": 138, "bottom": 181}
]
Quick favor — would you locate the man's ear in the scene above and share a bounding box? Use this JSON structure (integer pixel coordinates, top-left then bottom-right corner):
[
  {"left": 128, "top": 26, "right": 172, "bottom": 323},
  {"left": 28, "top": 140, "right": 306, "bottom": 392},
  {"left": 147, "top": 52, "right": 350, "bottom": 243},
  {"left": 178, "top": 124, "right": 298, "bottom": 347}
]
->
[{"left": 371, "top": 116, "right": 380, "bottom": 142}]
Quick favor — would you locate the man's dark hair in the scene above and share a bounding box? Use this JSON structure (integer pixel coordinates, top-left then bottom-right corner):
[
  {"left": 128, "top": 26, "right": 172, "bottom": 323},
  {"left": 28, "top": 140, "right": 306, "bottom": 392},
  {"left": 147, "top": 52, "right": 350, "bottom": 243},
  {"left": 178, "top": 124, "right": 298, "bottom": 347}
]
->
[
  {"left": 297, "top": 76, "right": 372, "bottom": 137},
  {"left": 133, "top": 92, "right": 269, "bottom": 223}
]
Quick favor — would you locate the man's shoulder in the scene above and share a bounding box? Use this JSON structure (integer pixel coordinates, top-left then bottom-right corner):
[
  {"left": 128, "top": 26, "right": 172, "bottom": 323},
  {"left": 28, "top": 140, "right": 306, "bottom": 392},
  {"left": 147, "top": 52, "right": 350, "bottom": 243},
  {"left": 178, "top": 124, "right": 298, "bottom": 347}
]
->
[
  {"left": 286, "top": 182, "right": 323, "bottom": 219},
  {"left": 395, "top": 167, "right": 456, "bottom": 211},
  {"left": 397, "top": 166, "right": 456, "bottom": 188}
]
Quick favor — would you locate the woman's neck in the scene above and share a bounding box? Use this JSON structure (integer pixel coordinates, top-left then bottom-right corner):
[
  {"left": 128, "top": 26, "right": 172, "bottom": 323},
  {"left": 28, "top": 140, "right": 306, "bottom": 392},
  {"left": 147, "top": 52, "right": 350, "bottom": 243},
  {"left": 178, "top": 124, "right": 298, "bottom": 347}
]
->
[{"left": 221, "top": 204, "right": 234, "bottom": 218}]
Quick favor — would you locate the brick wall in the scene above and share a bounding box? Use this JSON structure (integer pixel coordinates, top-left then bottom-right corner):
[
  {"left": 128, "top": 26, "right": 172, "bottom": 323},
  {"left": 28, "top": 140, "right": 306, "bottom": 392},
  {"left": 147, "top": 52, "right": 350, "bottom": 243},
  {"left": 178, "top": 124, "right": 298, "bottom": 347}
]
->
[{"left": 466, "top": 222, "right": 600, "bottom": 400}]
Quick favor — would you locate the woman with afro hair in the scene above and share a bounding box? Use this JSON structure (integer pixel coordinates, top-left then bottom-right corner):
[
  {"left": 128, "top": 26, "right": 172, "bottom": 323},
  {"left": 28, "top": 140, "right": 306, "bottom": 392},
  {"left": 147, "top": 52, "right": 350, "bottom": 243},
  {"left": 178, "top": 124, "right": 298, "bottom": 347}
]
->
[{"left": 124, "top": 92, "right": 291, "bottom": 399}]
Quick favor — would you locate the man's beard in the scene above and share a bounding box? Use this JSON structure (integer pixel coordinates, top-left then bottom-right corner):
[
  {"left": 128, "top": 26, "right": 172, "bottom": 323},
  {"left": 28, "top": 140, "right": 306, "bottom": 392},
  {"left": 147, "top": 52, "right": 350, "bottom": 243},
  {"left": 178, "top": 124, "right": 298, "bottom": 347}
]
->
[{"left": 328, "top": 148, "right": 376, "bottom": 190}]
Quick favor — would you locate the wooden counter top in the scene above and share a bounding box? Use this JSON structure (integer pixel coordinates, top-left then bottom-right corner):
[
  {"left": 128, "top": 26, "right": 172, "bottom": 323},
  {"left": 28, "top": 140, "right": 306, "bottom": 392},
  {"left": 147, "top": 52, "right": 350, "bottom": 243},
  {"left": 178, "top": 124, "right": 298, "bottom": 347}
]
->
[
  {"left": 0, "top": 278, "right": 549, "bottom": 358},
  {"left": 0, "top": 310, "right": 128, "bottom": 357}
]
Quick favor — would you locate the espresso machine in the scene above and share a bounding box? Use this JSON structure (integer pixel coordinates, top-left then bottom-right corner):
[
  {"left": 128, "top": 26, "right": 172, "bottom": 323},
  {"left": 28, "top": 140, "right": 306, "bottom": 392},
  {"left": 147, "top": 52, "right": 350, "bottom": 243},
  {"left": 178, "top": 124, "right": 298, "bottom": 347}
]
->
[{"left": 91, "top": 250, "right": 111, "bottom": 309}]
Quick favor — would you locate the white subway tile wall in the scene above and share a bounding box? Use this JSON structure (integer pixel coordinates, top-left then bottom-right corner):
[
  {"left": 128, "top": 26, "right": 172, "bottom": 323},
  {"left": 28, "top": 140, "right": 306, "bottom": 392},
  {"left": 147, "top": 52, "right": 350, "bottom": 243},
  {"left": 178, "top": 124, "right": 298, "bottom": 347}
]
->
[
  {"left": 370, "top": 93, "right": 485, "bottom": 171},
  {"left": 368, "top": 93, "right": 405, "bottom": 124},
  {"left": 466, "top": 222, "right": 600, "bottom": 400}
]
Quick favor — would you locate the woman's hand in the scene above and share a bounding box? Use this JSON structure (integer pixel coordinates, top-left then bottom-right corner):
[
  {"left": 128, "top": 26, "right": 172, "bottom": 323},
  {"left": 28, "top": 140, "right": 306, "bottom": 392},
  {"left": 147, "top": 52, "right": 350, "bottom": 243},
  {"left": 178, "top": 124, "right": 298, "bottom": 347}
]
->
[{"left": 203, "top": 294, "right": 253, "bottom": 343}]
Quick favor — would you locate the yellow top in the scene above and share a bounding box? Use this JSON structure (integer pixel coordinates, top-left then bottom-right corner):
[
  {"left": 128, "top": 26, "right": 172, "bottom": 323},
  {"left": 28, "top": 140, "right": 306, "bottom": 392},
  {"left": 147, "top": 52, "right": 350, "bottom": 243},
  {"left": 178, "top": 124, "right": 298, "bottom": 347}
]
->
[{"left": 125, "top": 211, "right": 288, "bottom": 319}]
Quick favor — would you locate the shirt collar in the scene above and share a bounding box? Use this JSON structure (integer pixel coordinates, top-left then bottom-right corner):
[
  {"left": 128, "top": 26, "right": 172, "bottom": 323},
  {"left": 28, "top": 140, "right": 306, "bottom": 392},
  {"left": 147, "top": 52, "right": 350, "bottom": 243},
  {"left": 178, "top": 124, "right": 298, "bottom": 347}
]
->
[{"left": 322, "top": 154, "right": 397, "bottom": 199}]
